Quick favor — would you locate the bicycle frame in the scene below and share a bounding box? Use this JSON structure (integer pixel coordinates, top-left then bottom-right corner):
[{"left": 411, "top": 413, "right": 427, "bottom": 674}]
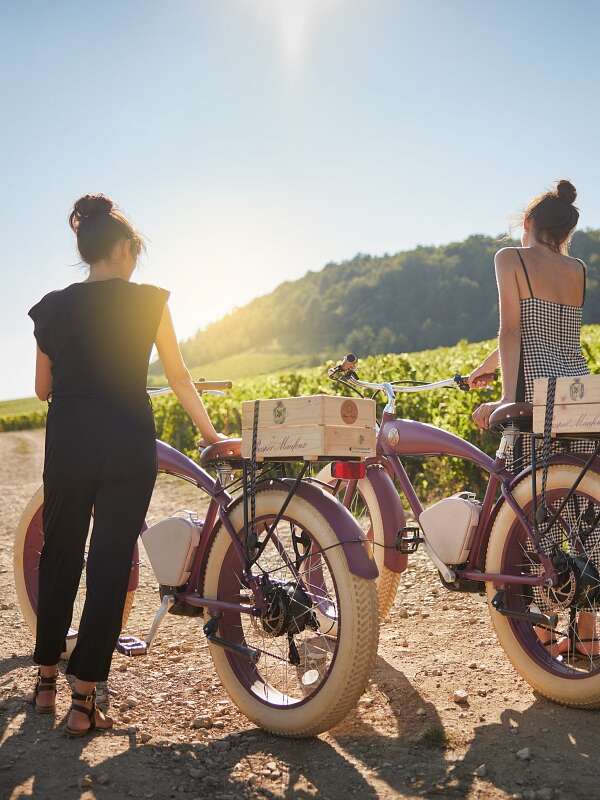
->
[
  {"left": 325, "top": 364, "right": 563, "bottom": 590},
  {"left": 377, "top": 411, "right": 557, "bottom": 587},
  {"left": 156, "top": 439, "right": 252, "bottom": 613}
]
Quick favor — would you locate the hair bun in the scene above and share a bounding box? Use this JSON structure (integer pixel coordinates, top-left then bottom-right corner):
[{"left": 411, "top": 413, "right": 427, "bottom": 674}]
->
[
  {"left": 69, "top": 194, "right": 114, "bottom": 232},
  {"left": 556, "top": 179, "right": 577, "bottom": 205}
]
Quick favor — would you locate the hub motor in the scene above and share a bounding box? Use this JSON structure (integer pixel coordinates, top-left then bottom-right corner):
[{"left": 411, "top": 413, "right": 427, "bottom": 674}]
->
[
  {"left": 260, "top": 580, "right": 317, "bottom": 638},
  {"left": 543, "top": 551, "right": 600, "bottom": 611}
]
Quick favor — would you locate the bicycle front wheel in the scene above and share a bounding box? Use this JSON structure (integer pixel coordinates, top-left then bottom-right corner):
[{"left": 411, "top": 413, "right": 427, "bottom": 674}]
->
[
  {"left": 315, "top": 463, "right": 401, "bottom": 621},
  {"left": 487, "top": 464, "right": 600, "bottom": 707},
  {"left": 203, "top": 484, "right": 379, "bottom": 737}
]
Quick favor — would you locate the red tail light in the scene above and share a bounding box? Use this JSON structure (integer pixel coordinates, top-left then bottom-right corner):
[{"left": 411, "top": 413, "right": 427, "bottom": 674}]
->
[{"left": 332, "top": 461, "right": 366, "bottom": 479}]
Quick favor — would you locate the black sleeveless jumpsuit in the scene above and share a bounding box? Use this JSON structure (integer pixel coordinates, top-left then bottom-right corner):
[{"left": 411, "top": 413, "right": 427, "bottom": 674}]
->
[{"left": 28, "top": 278, "right": 169, "bottom": 682}]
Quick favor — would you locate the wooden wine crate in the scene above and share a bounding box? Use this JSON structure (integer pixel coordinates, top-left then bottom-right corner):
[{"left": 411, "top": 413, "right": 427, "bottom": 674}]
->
[
  {"left": 241, "top": 394, "right": 375, "bottom": 430},
  {"left": 241, "top": 395, "right": 377, "bottom": 461},
  {"left": 533, "top": 376, "right": 600, "bottom": 435}
]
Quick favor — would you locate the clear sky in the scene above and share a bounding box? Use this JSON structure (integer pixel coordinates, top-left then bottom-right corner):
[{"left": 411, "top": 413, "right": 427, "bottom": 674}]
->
[{"left": 2, "top": 0, "right": 600, "bottom": 400}]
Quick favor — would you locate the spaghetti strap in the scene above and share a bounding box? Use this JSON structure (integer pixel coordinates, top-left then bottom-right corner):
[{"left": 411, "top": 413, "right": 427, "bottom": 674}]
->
[
  {"left": 515, "top": 249, "right": 534, "bottom": 298},
  {"left": 575, "top": 258, "right": 586, "bottom": 305}
]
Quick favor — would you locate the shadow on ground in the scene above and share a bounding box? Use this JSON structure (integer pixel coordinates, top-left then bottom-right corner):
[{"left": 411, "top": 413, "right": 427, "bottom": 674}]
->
[{"left": 0, "top": 654, "right": 598, "bottom": 799}]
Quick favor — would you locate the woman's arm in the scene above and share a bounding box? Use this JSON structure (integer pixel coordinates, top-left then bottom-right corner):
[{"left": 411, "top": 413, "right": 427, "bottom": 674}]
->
[
  {"left": 471, "top": 250, "right": 521, "bottom": 430},
  {"left": 154, "top": 304, "right": 221, "bottom": 444},
  {"left": 34, "top": 346, "right": 53, "bottom": 401},
  {"left": 467, "top": 348, "right": 499, "bottom": 388},
  {"left": 495, "top": 249, "right": 522, "bottom": 404}
]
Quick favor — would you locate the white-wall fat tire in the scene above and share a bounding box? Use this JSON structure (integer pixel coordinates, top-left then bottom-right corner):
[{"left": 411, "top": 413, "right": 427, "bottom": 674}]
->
[
  {"left": 314, "top": 464, "right": 400, "bottom": 621},
  {"left": 486, "top": 464, "right": 600, "bottom": 708},
  {"left": 203, "top": 485, "right": 379, "bottom": 737},
  {"left": 13, "top": 486, "right": 135, "bottom": 659}
]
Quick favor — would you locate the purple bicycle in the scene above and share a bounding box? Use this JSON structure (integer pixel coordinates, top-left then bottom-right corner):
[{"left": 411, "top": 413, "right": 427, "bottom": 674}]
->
[
  {"left": 315, "top": 355, "right": 600, "bottom": 708},
  {"left": 14, "top": 381, "right": 379, "bottom": 737}
]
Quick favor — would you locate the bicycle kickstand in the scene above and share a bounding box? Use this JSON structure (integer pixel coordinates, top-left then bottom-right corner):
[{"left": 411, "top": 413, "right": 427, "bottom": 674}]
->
[{"left": 116, "top": 594, "right": 175, "bottom": 656}]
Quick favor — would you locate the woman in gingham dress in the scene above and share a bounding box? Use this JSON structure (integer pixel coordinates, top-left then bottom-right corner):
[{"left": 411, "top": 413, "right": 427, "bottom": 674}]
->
[{"left": 469, "top": 179, "right": 599, "bottom": 656}]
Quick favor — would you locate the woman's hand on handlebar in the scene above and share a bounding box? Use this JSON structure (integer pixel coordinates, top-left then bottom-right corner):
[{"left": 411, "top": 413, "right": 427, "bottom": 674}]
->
[
  {"left": 467, "top": 349, "right": 499, "bottom": 389},
  {"left": 467, "top": 365, "right": 497, "bottom": 389}
]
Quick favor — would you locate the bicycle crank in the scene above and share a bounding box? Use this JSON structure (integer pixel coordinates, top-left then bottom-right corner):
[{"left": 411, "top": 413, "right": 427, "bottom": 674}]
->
[
  {"left": 492, "top": 590, "right": 558, "bottom": 628},
  {"left": 203, "top": 615, "right": 261, "bottom": 664}
]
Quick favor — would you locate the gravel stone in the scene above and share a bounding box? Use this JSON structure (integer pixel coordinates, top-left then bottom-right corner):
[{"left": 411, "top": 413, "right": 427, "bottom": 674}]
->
[
  {"left": 191, "top": 715, "right": 213, "bottom": 729},
  {"left": 453, "top": 689, "right": 469, "bottom": 704}
]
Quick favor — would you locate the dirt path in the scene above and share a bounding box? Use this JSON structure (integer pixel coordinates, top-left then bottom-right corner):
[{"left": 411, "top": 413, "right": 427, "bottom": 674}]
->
[{"left": 1, "top": 429, "right": 598, "bottom": 800}]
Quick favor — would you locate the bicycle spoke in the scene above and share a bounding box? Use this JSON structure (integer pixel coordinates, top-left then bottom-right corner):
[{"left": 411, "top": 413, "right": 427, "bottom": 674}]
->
[
  {"left": 504, "top": 484, "right": 600, "bottom": 677},
  {"left": 219, "top": 513, "right": 342, "bottom": 705}
]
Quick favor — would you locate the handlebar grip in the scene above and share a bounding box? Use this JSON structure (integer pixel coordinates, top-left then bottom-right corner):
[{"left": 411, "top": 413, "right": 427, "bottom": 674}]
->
[
  {"left": 454, "top": 372, "right": 497, "bottom": 391},
  {"left": 194, "top": 380, "right": 233, "bottom": 392}
]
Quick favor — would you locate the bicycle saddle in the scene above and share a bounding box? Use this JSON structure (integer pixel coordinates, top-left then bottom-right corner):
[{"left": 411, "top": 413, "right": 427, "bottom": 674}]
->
[
  {"left": 488, "top": 402, "right": 533, "bottom": 433},
  {"left": 199, "top": 438, "right": 242, "bottom": 467}
]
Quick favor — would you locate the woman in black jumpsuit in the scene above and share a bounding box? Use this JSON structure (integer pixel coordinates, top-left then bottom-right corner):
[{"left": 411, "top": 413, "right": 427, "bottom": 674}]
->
[{"left": 29, "top": 194, "right": 221, "bottom": 736}]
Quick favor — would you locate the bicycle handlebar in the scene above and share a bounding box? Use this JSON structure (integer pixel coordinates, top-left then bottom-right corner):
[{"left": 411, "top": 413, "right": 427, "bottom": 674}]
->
[
  {"left": 193, "top": 380, "right": 233, "bottom": 392},
  {"left": 328, "top": 353, "right": 495, "bottom": 412},
  {"left": 147, "top": 380, "right": 232, "bottom": 397}
]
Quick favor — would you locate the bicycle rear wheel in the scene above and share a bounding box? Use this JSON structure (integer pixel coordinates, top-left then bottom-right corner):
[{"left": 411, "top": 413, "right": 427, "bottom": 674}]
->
[
  {"left": 203, "top": 484, "right": 379, "bottom": 736},
  {"left": 487, "top": 464, "right": 600, "bottom": 707},
  {"left": 13, "top": 486, "right": 137, "bottom": 658}
]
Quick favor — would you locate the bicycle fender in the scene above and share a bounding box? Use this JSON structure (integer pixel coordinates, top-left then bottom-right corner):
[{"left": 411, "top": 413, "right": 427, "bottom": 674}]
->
[
  {"left": 196, "top": 477, "right": 379, "bottom": 589},
  {"left": 509, "top": 452, "right": 600, "bottom": 491},
  {"left": 280, "top": 478, "right": 378, "bottom": 580},
  {"left": 366, "top": 465, "right": 407, "bottom": 574}
]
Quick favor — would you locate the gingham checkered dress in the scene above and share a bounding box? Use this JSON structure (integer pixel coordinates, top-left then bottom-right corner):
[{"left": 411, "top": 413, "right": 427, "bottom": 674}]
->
[{"left": 506, "top": 250, "right": 591, "bottom": 472}]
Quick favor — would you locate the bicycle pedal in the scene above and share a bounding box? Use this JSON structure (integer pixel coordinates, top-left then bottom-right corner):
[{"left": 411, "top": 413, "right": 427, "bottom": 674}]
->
[
  {"left": 396, "top": 526, "right": 423, "bottom": 554},
  {"left": 116, "top": 635, "right": 148, "bottom": 657}
]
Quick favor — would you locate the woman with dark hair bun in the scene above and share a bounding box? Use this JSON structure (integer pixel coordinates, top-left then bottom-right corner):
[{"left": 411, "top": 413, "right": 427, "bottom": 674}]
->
[
  {"left": 28, "top": 194, "right": 221, "bottom": 736},
  {"left": 469, "top": 179, "right": 599, "bottom": 656}
]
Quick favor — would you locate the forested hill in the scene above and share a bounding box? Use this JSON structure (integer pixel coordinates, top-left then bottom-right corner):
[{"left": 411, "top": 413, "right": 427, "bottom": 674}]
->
[{"left": 171, "top": 230, "right": 600, "bottom": 373}]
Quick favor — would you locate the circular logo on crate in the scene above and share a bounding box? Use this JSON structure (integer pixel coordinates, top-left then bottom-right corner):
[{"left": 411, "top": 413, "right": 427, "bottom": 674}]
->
[
  {"left": 387, "top": 427, "right": 400, "bottom": 447},
  {"left": 340, "top": 399, "right": 359, "bottom": 425},
  {"left": 273, "top": 401, "right": 287, "bottom": 425},
  {"left": 570, "top": 378, "right": 585, "bottom": 402}
]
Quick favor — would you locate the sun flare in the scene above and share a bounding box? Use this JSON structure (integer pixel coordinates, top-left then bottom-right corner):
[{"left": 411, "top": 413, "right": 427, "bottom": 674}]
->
[{"left": 254, "top": 0, "right": 342, "bottom": 75}]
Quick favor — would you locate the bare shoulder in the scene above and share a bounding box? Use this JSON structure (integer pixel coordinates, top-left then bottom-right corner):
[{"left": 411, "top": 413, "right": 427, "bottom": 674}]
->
[{"left": 494, "top": 247, "right": 519, "bottom": 276}]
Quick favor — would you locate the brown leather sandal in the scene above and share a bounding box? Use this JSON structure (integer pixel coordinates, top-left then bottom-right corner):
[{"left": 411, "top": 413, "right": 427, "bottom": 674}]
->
[
  {"left": 32, "top": 669, "right": 57, "bottom": 714},
  {"left": 65, "top": 689, "right": 108, "bottom": 738}
]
